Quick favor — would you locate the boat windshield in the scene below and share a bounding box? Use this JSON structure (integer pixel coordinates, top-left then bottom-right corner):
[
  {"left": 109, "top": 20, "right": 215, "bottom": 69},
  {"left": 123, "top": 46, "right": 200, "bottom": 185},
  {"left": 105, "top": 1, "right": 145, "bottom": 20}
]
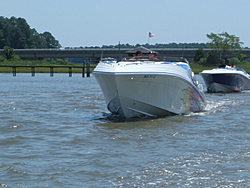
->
[
  {"left": 121, "top": 56, "right": 190, "bottom": 63},
  {"left": 122, "top": 55, "right": 160, "bottom": 61},
  {"left": 236, "top": 67, "right": 248, "bottom": 74},
  {"left": 215, "top": 66, "right": 248, "bottom": 74}
]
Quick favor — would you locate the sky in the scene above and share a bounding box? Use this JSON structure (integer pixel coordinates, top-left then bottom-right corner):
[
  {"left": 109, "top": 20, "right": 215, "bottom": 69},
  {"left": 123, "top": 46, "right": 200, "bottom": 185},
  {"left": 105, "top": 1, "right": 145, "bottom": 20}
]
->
[{"left": 2, "top": 0, "right": 250, "bottom": 48}]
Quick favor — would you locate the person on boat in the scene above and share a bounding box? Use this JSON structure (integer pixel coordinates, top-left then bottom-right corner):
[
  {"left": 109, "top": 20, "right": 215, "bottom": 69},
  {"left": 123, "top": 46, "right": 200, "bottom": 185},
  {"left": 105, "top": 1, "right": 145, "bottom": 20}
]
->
[
  {"left": 231, "top": 63, "right": 236, "bottom": 67},
  {"left": 149, "top": 52, "right": 159, "bottom": 60},
  {"left": 218, "top": 59, "right": 227, "bottom": 68},
  {"left": 133, "top": 51, "right": 142, "bottom": 59}
]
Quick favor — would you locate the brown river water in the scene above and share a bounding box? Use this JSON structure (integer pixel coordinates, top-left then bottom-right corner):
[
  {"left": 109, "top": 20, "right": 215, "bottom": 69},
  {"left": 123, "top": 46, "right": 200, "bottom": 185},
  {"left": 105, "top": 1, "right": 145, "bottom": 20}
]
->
[{"left": 1, "top": 73, "right": 250, "bottom": 187}]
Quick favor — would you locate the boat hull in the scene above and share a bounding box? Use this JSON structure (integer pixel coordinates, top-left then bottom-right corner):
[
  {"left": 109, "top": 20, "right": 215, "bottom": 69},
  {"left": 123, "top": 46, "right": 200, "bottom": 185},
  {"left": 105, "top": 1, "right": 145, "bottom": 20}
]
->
[
  {"left": 94, "top": 62, "right": 205, "bottom": 118},
  {"left": 200, "top": 71, "right": 250, "bottom": 93}
]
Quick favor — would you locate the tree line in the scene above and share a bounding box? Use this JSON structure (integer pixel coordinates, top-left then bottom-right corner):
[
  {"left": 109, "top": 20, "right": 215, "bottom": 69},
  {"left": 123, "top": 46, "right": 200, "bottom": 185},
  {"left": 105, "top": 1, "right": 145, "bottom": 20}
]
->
[
  {"left": 0, "top": 16, "right": 247, "bottom": 66},
  {"left": 97, "top": 43, "right": 209, "bottom": 49},
  {"left": 0, "top": 16, "right": 61, "bottom": 49},
  {"left": 101, "top": 32, "right": 246, "bottom": 66}
]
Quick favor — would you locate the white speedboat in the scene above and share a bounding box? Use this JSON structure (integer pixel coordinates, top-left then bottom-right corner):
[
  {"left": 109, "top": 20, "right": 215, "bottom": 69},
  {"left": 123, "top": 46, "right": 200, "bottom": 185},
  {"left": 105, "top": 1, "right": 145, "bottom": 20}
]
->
[
  {"left": 200, "top": 66, "right": 250, "bottom": 93},
  {"left": 93, "top": 56, "right": 206, "bottom": 118}
]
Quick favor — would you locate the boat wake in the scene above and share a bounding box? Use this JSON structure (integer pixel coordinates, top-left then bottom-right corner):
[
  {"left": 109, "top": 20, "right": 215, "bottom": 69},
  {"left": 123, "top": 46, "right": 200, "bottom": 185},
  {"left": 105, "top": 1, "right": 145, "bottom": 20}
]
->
[
  {"left": 197, "top": 96, "right": 243, "bottom": 116},
  {"left": 98, "top": 112, "right": 160, "bottom": 122}
]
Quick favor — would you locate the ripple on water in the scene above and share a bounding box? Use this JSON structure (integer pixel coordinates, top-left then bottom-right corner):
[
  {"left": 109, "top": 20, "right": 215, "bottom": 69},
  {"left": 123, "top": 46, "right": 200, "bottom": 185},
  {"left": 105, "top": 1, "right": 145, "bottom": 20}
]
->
[{"left": 1, "top": 74, "right": 250, "bottom": 187}]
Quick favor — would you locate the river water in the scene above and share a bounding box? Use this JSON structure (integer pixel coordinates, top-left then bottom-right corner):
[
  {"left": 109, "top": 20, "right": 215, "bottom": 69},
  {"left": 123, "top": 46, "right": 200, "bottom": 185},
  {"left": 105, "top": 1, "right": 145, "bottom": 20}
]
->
[{"left": 1, "top": 73, "right": 250, "bottom": 187}]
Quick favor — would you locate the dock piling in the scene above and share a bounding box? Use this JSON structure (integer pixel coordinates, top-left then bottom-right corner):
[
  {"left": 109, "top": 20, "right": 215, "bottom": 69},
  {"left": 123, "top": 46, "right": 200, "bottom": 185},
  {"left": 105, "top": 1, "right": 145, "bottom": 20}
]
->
[
  {"left": 31, "top": 67, "right": 35, "bottom": 76},
  {"left": 12, "top": 67, "right": 16, "bottom": 76},
  {"left": 69, "top": 67, "right": 72, "bottom": 77},
  {"left": 82, "top": 66, "right": 85, "bottom": 77},
  {"left": 50, "top": 67, "right": 54, "bottom": 77},
  {"left": 87, "top": 63, "right": 90, "bottom": 77}
]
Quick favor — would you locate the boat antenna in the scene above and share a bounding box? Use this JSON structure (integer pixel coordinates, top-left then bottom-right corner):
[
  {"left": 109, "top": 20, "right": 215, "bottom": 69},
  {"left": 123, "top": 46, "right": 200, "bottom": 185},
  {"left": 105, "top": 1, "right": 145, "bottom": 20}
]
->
[
  {"left": 118, "top": 41, "right": 121, "bottom": 61},
  {"left": 101, "top": 48, "right": 104, "bottom": 60}
]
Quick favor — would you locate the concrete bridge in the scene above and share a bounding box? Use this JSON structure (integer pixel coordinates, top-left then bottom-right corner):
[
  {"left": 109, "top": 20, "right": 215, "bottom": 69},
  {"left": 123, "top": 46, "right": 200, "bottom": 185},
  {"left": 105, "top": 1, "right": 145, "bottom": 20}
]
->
[{"left": 1, "top": 48, "right": 250, "bottom": 63}]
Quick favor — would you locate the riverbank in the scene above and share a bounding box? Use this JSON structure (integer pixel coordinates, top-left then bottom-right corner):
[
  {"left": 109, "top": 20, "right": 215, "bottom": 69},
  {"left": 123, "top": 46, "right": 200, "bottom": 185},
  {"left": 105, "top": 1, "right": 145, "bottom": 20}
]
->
[
  {"left": 190, "top": 63, "right": 250, "bottom": 74},
  {"left": 1, "top": 61, "right": 250, "bottom": 74}
]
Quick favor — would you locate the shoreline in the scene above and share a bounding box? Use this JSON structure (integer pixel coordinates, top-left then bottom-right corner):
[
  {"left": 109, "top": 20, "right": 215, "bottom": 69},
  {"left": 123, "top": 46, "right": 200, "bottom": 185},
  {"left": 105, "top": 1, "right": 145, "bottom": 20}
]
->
[{"left": 1, "top": 64, "right": 250, "bottom": 75}]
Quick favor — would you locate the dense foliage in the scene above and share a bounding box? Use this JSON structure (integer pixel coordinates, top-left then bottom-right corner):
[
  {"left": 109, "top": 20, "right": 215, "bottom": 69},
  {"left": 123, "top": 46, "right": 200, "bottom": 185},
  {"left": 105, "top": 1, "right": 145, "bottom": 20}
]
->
[
  {"left": 207, "top": 32, "right": 243, "bottom": 60},
  {"left": 0, "top": 16, "right": 61, "bottom": 49},
  {"left": 193, "top": 32, "right": 246, "bottom": 66}
]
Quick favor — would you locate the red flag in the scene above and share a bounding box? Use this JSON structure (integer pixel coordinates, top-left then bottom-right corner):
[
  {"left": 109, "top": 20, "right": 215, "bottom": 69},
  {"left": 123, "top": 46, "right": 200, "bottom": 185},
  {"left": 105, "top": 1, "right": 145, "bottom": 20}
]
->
[{"left": 149, "top": 32, "right": 155, "bottom": 37}]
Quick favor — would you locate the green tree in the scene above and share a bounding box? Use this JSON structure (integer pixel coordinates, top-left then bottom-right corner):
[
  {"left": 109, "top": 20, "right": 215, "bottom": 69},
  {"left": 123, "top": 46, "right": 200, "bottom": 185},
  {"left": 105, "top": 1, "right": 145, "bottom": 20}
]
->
[
  {"left": 4, "top": 46, "right": 14, "bottom": 59},
  {"left": 0, "top": 16, "right": 61, "bottom": 49},
  {"left": 206, "top": 50, "right": 220, "bottom": 65},
  {"left": 39, "top": 32, "right": 61, "bottom": 48},
  {"left": 238, "top": 53, "right": 247, "bottom": 62},
  {"left": 193, "top": 48, "right": 205, "bottom": 63},
  {"left": 8, "top": 17, "right": 31, "bottom": 48},
  {"left": 29, "top": 28, "right": 43, "bottom": 48},
  {"left": 0, "top": 17, "right": 8, "bottom": 48},
  {"left": 206, "top": 32, "right": 243, "bottom": 59}
]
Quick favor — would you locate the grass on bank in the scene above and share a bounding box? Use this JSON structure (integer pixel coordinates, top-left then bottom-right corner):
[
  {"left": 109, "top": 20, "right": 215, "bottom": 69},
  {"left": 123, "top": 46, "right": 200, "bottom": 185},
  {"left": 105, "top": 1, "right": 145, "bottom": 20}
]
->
[{"left": 190, "top": 62, "right": 250, "bottom": 74}]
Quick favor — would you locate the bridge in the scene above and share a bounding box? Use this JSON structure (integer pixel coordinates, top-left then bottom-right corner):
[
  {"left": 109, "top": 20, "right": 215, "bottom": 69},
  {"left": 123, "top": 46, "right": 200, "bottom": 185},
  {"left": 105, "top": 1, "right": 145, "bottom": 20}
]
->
[{"left": 1, "top": 48, "right": 250, "bottom": 63}]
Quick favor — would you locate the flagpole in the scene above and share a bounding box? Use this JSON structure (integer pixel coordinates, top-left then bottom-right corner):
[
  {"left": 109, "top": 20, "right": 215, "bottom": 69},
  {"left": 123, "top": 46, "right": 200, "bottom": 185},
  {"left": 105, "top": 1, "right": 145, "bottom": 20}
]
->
[{"left": 148, "top": 32, "right": 150, "bottom": 44}]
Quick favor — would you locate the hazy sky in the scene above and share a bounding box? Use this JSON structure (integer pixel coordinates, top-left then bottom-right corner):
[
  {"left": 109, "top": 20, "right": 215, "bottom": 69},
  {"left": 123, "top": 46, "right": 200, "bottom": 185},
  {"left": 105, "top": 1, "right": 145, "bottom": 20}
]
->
[{"left": 2, "top": 0, "right": 250, "bottom": 47}]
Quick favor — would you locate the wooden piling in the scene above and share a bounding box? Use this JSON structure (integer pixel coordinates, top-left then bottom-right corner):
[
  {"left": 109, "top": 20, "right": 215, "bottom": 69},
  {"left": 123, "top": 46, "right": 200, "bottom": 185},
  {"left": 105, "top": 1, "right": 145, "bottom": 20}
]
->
[
  {"left": 82, "top": 66, "right": 85, "bottom": 77},
  {"left": 69, "top": 67, "right": 72, "bottom": 77},
  {"left": 50, "top": 67, "right": 54, "bottom": 77},
  {"left": 31, "top": 67, "right": 35, "bottom": 76},
  {"left": 87, "top": 64, "right": 90, "bottom": 77},
  {"left": 12, "top": 67, "right": 16, "bottom": 76}
]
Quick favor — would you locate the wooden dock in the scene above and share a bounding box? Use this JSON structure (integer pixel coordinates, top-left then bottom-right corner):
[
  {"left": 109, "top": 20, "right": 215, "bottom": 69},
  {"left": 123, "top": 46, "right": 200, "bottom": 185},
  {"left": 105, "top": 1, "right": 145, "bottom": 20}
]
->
[{"left": 0, "top": 64, "right": 94, "bottom": 77}]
